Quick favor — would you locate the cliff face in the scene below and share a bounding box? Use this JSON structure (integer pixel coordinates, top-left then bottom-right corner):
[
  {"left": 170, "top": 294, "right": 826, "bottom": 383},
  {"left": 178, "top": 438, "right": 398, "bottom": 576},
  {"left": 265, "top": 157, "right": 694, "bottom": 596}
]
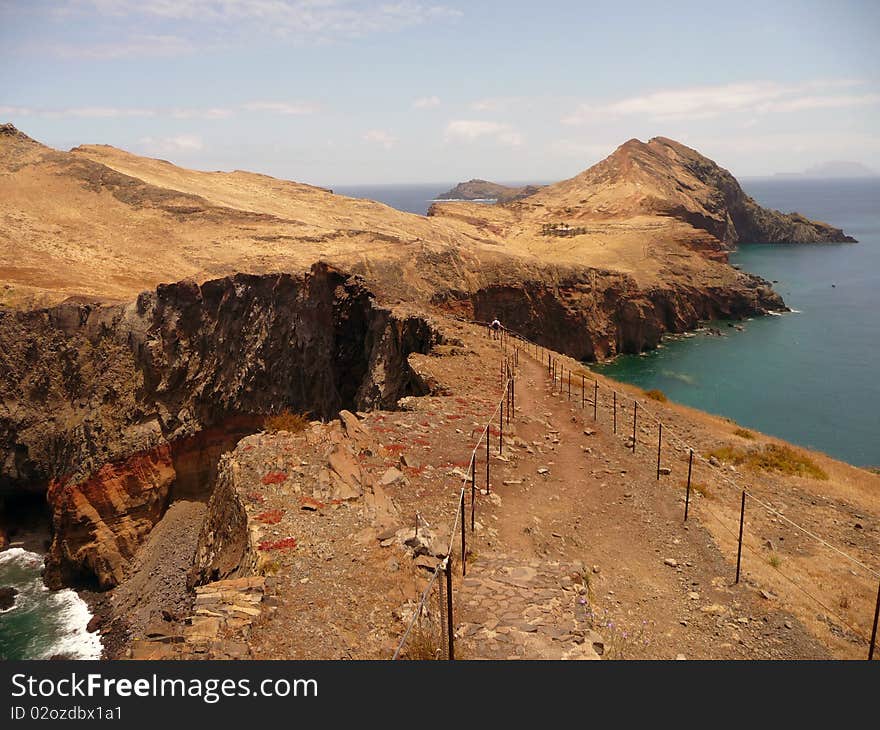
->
[
  {"left": 0, "top": 264, "right": 440, "bottom": 589},
  {"left": 430, "top": 265, "right": 783, "bottom": 361}
]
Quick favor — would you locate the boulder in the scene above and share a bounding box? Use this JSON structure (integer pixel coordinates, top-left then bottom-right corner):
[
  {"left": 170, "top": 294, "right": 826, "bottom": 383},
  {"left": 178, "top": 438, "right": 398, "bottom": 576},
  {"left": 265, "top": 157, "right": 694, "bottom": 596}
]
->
[{"left": 0, "top": 586, "right": 18, "bottom": 611}]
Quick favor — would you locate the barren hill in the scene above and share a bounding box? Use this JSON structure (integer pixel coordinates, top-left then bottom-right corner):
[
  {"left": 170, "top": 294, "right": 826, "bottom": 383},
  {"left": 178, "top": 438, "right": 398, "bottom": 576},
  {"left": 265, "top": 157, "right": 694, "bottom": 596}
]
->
[
  {"left": 523, "top": 137, "right": 854, "bottom": 245},
  {"left": 0, "top": 124, "right": 853, "bottom": 363}
]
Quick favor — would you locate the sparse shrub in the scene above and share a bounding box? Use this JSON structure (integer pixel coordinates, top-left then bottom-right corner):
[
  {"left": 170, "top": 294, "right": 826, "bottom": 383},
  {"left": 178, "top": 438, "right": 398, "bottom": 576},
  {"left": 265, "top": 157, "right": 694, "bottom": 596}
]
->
[
  {"left": 258, "top": 559, "right": 282, "bottom": 576},
  {"left": 768, "top": 553, "right": 782, "bottom": 569},
  {"left": 406, "top": 625, "right": 442, "bottom": 661},
  {"left": 258, "top": 537, "right": 297, "bottom": 551},
  {"left": 706, "top": 444, "right": 827, "bottom": 480},
  {"left": 255, "top": 509, "right": 284, "bottom": 524},
  {"left": 263, "top": 410, "right": 310, "bottom": 434},
  {"left": 578, "top": 566, "right": 593, "bottom": 603},
  {"left": 706, "top": 445, "right": 744, "bottom": 463},
  {"left": 644, "top": 389, "right": 667, "bottom": 403},
  {"left": 687, "top": 481, "right": 711, "bottom": 499},
  {"left": 733, "top": 428, "right": 756, "bottom": 440},
  {"left": 748, "top": 444, "right": 827, "bottom": 480}
]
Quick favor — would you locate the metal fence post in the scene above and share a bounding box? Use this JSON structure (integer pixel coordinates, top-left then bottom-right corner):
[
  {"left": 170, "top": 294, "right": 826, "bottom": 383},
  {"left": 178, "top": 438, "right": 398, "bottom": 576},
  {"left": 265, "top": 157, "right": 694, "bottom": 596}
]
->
[
  {"left": 656, "top": 423, "right": 663, "bottom": 480},
  {"left": 632, "top": 402, "right": 638, "bottom": 453},
  {"left": 581, "top": 373, "right": 585, "bottom": 408},
  {"left": 613, "top": 391, "right": 617, "bottom": 433},
  {"left": 486, "top": 425, "right": 490, "bottom": 494},
  {"left": 460, "top": 491, "right": 467, "bottom": 576},
  {"left": 736, "top": 491, "right": 746, "bottom": 583},
  {"left": 470, "top": 457, "right": 476, "bottom": 532},
  {"left": 684, "top": 449, "right": 693, "bottom": 521},
  {"left": 499, "top": 391, "right": 504, "bottom": 453},
  {"left": 445, "top": 556, "right": 455, "bottom": 660},
  {"left": 869, "top": 579, "right": 880, "bottom": 660}
]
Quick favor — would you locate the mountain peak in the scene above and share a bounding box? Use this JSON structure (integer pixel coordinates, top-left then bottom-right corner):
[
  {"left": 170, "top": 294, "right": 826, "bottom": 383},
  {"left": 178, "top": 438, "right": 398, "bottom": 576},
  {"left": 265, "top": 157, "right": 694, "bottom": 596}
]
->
[{"left": 523, "top": 135, "right": 854, "bottom": 246}]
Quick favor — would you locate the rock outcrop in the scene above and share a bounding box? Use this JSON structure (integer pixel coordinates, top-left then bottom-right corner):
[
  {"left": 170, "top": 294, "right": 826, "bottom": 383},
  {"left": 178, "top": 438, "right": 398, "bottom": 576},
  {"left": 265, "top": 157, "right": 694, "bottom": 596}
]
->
[
  {"left": 436, "top": 179, "right": 543, "bottom": 203},
  {"left": 0, "top": 264, "right": 439, "bottom": 589}
]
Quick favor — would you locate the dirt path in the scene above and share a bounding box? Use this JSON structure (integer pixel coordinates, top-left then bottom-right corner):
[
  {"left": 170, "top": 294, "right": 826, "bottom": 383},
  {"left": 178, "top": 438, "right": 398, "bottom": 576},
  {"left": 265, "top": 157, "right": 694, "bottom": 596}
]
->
[{"left": 460, "top": 345, "right": 829, "bottom": 659}]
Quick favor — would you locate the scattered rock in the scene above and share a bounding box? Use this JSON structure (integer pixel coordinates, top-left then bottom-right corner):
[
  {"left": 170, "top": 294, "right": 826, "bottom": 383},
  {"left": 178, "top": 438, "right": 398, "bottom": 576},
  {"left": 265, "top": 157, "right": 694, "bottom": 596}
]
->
[
  {"left": 700, "top": 604, "right": 726, "bottom": 615},
  {"left": 379, "top": 467, "right": 406, "bottom": 487},
  {"left": 300, "top": 496, "right": 324, "bottom": 511},
  {"left": 663, "top": 558, "right": 678, "bottom": 568},
  {"left": 0, "top": 586, "right": 17, "bottom": 611},
  {"left": 399, "top": 453, "right": 420, "bottom": 469}
]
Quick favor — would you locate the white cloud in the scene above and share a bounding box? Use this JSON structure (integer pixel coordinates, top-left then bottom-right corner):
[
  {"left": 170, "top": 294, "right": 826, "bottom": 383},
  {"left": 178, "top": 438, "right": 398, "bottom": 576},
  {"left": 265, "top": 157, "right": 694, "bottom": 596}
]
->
[
  {"left": 413, "top": 95, "right": 440, "bottom": 109},
  {"left": 47, "top": 107, "right": 158, "bottom": 118},
  {"left": 68, "top": 1, "right": 462, "bottom": 42},
  {"left": 0, "top": 102, "right": 318, "bottom": 119},
  {"left": 241, "top": 101, "right": 320, "bottom": 115},
  {"left": 444, "top": 119, "right": 523, "bottom": 147},
  {"left": 0, "top": 105, "right": 34, "bottom": 117},
  {"left": 138, "top": 134, "right": 204, "bottom": 153},
  {"left": 54, "top": 34, "right": 194, "bottom": 59},
  {"left": 362, "top": 129, "right": 397, "bottom": 149},
  {"left": 561, "top": 79, "right": 879, "bottom": 124},
  {"left": 470, "top": 96, "right": 528, "bottom": 112},
  {"left": 171, "top": 107, "right": 233, "bottom": 119}
]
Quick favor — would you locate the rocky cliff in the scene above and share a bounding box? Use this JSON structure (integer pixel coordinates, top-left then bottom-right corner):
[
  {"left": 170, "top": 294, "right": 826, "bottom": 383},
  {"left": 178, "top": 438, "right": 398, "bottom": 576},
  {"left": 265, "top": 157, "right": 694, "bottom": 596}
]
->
[
  {"left": 520, "top": 137, "right": 856, "bottom": 246},
  {"left": 0, "top": 264, "right": 440, "bottom": 588}
]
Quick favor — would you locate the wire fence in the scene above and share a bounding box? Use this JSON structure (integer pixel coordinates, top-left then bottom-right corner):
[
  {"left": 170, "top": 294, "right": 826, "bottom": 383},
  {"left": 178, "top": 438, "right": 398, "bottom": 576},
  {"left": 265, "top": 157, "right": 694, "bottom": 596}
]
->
[
  {"left": 392, "top": 329, "right": 519, "bottom": 660},
  {"left": 500, "top": 325, "right": 880, "bottom": 660},
  {"left": 390, "top": 320, "right": 879, "bottom": 659}
]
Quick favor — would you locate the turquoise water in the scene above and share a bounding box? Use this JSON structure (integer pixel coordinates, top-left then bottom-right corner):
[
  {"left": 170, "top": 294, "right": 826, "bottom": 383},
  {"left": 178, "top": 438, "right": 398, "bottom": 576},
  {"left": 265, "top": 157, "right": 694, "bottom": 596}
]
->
[{"left": 596, "top": 178, "right": 880, "bottom": 467}]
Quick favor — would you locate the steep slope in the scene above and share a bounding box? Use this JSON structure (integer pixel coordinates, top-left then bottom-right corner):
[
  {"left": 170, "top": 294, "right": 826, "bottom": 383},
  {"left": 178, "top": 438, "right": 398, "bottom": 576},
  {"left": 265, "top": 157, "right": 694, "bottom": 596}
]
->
[{"left": 520, "top": 137, "right": 855, "bottom": 245}]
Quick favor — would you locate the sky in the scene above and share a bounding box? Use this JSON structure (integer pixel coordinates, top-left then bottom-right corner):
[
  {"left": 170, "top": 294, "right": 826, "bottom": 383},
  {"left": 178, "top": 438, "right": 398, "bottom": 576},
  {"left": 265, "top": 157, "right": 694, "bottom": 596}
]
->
[{"left": 1, "top": 0, "right": 879, "bottom": 185}]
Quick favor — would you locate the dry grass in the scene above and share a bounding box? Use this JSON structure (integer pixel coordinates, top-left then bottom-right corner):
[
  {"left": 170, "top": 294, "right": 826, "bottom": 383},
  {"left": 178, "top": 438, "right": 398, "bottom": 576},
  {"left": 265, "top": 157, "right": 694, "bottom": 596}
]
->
[
  {"left": 733, "top": 428, "right": 756, "bottom": 440},
  {"left": 263, "top": 410, "right": 310, "bottom": 434},
  {"left": 405, "top": 624, "right": 443, "bottom": 661},
  {"left": 706, "top": 443, "right": 827, "bottom": 480},
  {"left": 644, "top": 388, "right": 667, "bottom": 403},
  {"left": 690, "top": 481, "right": 712, "bottom": 498}
]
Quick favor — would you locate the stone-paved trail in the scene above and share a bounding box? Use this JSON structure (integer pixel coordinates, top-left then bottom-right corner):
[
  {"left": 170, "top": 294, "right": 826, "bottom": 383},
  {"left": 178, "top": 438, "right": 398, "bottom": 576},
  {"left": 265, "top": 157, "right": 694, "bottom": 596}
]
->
[{"left": 458, "top": 342, "right": 829, "bottom": 660}]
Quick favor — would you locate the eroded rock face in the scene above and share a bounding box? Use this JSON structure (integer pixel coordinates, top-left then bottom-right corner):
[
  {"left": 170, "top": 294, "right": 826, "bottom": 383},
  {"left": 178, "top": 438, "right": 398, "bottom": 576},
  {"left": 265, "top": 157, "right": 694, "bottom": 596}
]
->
[
  {"left": 0, "top": 264, "right": 439, "bottom": 589},
  {"left": 432, "top": 267, "right": 784, "bottom": 360},
  {"left": 44, "top": 444, "right": 175, "bottom": 589}
]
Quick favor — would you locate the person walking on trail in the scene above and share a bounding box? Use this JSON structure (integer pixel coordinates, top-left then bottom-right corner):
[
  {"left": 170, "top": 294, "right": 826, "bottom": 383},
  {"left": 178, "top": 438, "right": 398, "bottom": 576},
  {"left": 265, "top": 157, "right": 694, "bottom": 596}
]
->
[{"left": 490, "top": 318, "right": 502, "bottom": 339}]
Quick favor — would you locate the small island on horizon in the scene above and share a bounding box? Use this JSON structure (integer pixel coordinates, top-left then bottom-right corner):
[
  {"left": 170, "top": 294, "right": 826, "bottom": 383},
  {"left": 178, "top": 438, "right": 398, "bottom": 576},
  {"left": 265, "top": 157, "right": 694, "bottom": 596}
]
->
[{"left": 435, "top": 178, "right": 544, "bottom": 203}]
